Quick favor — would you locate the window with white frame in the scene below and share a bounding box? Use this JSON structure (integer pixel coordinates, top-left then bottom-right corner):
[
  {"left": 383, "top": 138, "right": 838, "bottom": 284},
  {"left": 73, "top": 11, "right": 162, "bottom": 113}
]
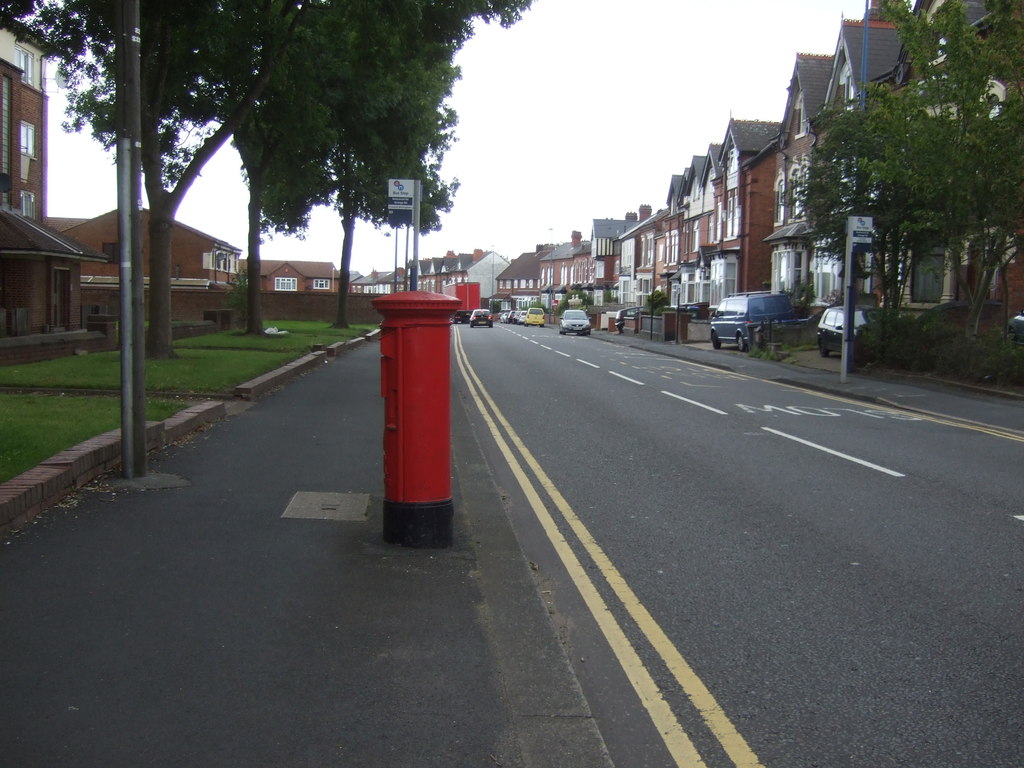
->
[
  {"left": 620, "top": 277, "right": 633, "bottom": 305},
  {"left": 642, "top": 233, "right": 654, "bottom": 267},
  {"left": 790, "top": 162, "right": 806, "bottom": 220},
  {"left": 710, "top": 258, "right": 737, "bottom": 305},
  {"left": 774, "top": 172, "right": 786, "bottom": 224},
  {"left": 796, "top": 94, "right": 809, "bottom": 136},
  {"left": 726, "top": 191, "right": 739, "bottom": 239},
  {"left": 275, "top": 277, "right": 298, "bottom": 291},
  {"left": 313, "top": 279, "right": 330, "bottom": 290},
  {"left": 14, "top": 48, "right": 34, "bottom": 86},
  {"left": 20, "top": 122, "right": 34, "bottom": 157},
  {"left": 20, "top": 190, "right": 34, "bottom": 218}
]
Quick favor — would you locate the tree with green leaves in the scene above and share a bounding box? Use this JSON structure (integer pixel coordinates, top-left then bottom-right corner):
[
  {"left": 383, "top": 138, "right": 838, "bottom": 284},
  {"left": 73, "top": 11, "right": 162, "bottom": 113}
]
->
[
  {"left": 235, "top": 0, "right": 532, "bottom": 329},
  {"left": 802, "top": 87, "right": 945, "bottom": 316},
  {"left": 882, "top": 0, "right": 1024, "bottom": 338},
  {"left": 32, "top": 0, "right": 312, "bottom": 358}
]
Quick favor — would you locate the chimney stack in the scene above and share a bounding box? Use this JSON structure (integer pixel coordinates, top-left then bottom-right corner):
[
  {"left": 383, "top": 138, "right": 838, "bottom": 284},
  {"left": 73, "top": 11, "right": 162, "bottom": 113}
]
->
[
  {"left": 571, "top": 230, "right": 582, "bottom": 246},
  {"left": 639, "top": 204, "right": 653, "bottom": 221},
  {"left": 473, "top": 248, "right": 484, "bottom": 261},
  {"left": 626, "top": 211, "right": 638, "bottom": 221}
]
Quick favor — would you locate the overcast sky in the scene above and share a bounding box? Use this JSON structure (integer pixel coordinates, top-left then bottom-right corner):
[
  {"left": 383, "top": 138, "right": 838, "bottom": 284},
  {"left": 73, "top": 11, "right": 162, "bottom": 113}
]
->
[{"left": 45, "top": 0, "right": 870, "bottom": 277}]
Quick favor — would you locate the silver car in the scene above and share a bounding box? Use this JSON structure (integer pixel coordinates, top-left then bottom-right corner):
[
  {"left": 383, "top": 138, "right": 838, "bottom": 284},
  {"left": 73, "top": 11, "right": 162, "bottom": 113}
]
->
[
  {"left": 559, "top": 309, "right": 591, "bottom": 336},
  {"left": 1009, "top": 310, "right": 1024, "bottom": 344}
]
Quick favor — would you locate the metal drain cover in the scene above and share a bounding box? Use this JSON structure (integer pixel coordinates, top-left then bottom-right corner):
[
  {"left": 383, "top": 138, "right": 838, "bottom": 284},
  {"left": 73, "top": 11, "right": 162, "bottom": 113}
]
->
[{"left": 282, "top": 492, "right": 369, "bottom": 522}]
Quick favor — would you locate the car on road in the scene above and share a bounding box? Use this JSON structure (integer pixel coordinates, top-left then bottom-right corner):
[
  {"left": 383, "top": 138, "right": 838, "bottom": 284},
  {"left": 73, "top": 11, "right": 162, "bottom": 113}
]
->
[
  {"left": 816, "top": 306, "right": 874, "bottom": 357},
  {"left": 524, "top": 307, "right": 545, "bottom": 327},
  {"left": 469, "top": 308, "right": 493, "bottom": 328},
  {"left": 710, "top": 292, "right": 796, "bottom": 352},
  {"left": 559, "top": 309, "right": 591, "bottom": 335},
  {"left": 1009, "top": 310, "right": 1024, "bottom": 344}
]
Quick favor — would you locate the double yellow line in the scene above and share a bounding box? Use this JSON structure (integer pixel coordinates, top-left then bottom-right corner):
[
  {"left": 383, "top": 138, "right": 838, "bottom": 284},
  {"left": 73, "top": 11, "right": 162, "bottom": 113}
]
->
[{"left": 453, "top": 331, "right": 764, "bottom": 768}]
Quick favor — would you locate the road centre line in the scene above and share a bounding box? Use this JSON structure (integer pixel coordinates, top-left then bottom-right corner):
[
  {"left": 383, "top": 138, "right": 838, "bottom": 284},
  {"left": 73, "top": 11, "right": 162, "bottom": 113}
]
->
[
  {"left": 661, "top": 390, "right": 729, "bottom": 415},
  {"left": 762, "top": 427, "right": 905, "bottom": 477},
  {"left": 577, "top": 358, "right": 600, "bottom": 368},
  {"left": 555, "top": 350, "right": 571, "bottom": 358},
  {"left": 609, "top": 370, "right": 645, "bottom": 386},
  {"left": 453, "top": 333, "right": 764, "bottom": 768}
]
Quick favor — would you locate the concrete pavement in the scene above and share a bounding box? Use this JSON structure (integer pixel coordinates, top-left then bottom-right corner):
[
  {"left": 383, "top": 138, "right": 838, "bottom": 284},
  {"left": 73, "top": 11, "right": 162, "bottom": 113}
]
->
[{"left": 0, "top": 340, "right": 611, "bottom": 768}]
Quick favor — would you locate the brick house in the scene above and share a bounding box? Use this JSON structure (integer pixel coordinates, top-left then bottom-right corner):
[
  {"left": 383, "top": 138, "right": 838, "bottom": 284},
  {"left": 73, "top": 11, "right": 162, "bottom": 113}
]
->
[
  {"left": 493, "top": 248, "right": 546, "bottom": 311},
  {"left": 671, "top": 148, "right": 719, "bottom": 309},
  {"left": 56, "top": 209, "right": 242, "bottom": 289},
  {"left": 593, "top": 215, "right": 633, "bottom": 304},
  {"left": 766, "top": 53, "right": 835, "bottom": 302},
  {"left": 243, "top": 259, "right": 342, "bottom": 293},
  {"left": 707, "top": 119, "right": 781, "bottom": 304},
  {"left": 0, "top": 29, "right": 109, "bottom": 339}
]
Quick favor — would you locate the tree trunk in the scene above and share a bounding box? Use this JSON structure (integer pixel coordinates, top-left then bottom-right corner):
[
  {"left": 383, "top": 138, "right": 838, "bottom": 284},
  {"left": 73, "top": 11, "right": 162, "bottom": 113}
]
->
[
  {"left": 246, "top": 165, "right": 265, "bottom": 335},
  {"left": 145, "top": 204, "right": 176, "bottom": 359},
  {"left": 333, "top": 209, "right": 356, "bottom": 329}
]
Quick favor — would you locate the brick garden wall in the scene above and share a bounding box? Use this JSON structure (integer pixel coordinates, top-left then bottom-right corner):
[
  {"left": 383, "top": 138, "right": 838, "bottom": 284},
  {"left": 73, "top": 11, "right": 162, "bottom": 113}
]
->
[{"left": 80, "top": 287, "right": 383, "bottom": 325}]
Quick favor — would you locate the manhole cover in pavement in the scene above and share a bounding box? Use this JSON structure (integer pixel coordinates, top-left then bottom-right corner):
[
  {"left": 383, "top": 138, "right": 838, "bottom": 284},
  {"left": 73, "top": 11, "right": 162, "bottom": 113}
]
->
[{"left": 282, "top": 492, "right": 369, "bottom": 522}]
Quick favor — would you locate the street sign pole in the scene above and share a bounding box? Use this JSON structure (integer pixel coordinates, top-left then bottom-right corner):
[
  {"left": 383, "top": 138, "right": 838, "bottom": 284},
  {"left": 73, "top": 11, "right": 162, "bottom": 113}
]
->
[
  {"left": 387, "top": 178, "right": 416, "bottom": 291},
  {"left": 843, "top": 216, "right": 873, "bottom": 384},
  {"left": 412, "top": 180, "right": 421, "bottom": 292}
]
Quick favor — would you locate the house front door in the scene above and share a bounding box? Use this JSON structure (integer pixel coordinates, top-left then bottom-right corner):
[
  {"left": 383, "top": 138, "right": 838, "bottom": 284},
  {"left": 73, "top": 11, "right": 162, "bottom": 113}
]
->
[{"left": 51, "top": 267, "right": 70, "bottom": 332}]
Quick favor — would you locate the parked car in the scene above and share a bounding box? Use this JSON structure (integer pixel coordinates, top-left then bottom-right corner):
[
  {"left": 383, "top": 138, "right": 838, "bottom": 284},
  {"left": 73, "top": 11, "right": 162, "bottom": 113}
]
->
[
  {"left": 710, "top": 292, "right": 796, "bottom": 352},
  {"left": 1009, "top": 310, "right": 1024, "bottom": 344},
  {"left": 559, "top": 309, "right": 591, "bottom": 336},
  {"left": 524, "top": 307, "right": 545, "bottom": 327},
  {"left": 616, "top": 306, "right": 643, "bottom": 322},
  {"left": 816, "top": 306, "right": 874, "bottom": 357},
  {"left": 469, "top": 308, "right": 493, "bottom": 328},
  {"left": 511, "top": 310, "right": 525, "bottom": 324}
]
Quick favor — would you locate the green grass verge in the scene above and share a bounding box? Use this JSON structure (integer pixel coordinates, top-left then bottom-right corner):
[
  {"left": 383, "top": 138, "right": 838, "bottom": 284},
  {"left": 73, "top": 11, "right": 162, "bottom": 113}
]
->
[
  {"left": 0, "top": 321, "right": 376, "bottom": 484},
  {"left": 0, "top": 394, "right": 185, "bottom": 484}
]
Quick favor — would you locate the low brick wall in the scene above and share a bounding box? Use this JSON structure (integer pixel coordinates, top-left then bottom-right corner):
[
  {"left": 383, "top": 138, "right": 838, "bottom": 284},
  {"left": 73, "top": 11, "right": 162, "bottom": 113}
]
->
[
  {"left": 0, "top": 401, "right": 227, "bottom": 539},
  {"left": 0, "top": 329, "right": 115, "bottom": 366}
]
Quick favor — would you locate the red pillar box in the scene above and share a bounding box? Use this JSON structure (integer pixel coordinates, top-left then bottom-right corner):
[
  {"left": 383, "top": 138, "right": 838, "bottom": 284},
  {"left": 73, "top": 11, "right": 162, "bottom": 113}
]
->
[{"left": 372, "top": 291, "right": 461, "bottom": 548}]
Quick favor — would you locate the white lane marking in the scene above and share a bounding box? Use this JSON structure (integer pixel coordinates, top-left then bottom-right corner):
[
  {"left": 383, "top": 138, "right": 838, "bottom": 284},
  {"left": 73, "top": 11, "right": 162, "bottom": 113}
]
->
[
  {"left": 1014, "top": 515, "right": 1024, "bottom": 523},
  {"left": 661, "top": 391, "right": 728, "bottom": 415},
  {"left": 762, "top": 427, "right": 905, "bottom": 477},
  {"left": 577, "top": 359, "right": 600, "bottom": 368},
  {"left": 610, "top": 371, "right": 645, "bottom": 386},
  {"left": 556, "top": 350, "right": 571, "bottom": 358}
]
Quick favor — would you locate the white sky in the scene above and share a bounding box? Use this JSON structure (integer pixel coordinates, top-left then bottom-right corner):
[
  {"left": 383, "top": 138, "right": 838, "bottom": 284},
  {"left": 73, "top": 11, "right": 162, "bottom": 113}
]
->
[{"left": 45, "top": 0, "right": 869, "bottom": 276}]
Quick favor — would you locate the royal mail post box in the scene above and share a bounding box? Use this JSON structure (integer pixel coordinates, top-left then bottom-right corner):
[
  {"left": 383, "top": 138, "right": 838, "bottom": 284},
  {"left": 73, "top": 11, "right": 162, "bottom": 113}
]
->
[{"left": 372, "top": 291, "right": 461, "bottom": 547}]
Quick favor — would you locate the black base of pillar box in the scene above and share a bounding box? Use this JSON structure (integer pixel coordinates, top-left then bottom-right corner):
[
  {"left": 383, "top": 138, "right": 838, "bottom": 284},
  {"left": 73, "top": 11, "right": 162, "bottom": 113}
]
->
[{"left": 382, "top": 498, "right": 454, "bottom": 548}]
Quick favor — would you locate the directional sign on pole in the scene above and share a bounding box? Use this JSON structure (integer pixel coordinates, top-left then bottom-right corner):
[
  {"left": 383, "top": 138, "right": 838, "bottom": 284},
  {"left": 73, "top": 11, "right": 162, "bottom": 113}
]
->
[
  {"left": 842, "top": 216, "right": 873, "bottom": 383},
  {"left": 388, "top": 178, "right": 414, "bottom": 228}
]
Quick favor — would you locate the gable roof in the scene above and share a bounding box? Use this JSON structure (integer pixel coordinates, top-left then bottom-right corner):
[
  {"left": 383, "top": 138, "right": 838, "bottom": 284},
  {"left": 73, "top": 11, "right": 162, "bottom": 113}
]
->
[
  {"left": 728, "top": 119, "right": 782, "bottom": 154},
  {"left": 242, "top": 259, "right": 339, "bottom": 279},
  {"left": 796, "top": 53, "right": 834, "bottom": 112},
  {"left": 832, "top": 18, "right": 902, "bottom": 96},
  {"left": 592, "top": 219, "right": 632, "bottom": 240},
  {"left": 0, "top": 209, "right": 107, "bottom": 261},
  {"left": 498, "top": 251, "right": 543, "bottom": 280}
]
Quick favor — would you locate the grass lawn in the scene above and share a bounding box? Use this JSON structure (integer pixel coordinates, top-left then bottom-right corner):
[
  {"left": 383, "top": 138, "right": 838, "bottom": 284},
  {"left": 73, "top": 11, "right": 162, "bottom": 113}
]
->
[
  {"left": 0, "top": 321, "right": 375, "bottom": 483},
  {"left": 0, "top": 394, "right": 185, "bottom": 484}
]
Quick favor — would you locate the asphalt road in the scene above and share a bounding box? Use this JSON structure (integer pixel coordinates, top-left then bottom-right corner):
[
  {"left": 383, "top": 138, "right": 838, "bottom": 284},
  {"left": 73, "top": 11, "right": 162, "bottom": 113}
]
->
[{"left": 452, "top": 322, "right": 1024, "bottom": 768}]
